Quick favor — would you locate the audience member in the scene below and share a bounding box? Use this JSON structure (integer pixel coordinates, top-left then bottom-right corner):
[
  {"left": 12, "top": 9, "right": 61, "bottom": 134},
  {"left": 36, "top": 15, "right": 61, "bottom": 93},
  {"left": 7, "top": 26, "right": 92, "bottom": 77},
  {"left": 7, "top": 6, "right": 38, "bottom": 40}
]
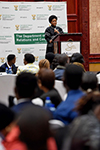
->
[
  {"left": 53, "top": 64, "right": 84, "bottom": 124},
  {"left": 0, "top": 103, "right": 27, "bottom": 150},
  {"left": 34, "top": 59, "right": 50, "bottom": 99},
  {"left": 17, "top": 105, "right": 57, "bottom": 150},
  {"left": 51, "top": 53, "right": 60, "bottom": 70},
  {"left": 37, "top": 68, "right": 62, "bottom": 108},
  {"left": 35, "top": 59, "right": 50, "bottom": 77},
  {"left": 54, "top": 53, "right": 69, "bottom": 80},
  {"left": 0, "top": 54, "right": 17, "bottom": 74},
  {"left": 70, "top": 52, "right": 86, "bottom": 72},
  {"left": 17, "top": 53, "right": 39, "bottom": 75},
  {"left": 81, "top": 71, "right": 98, "bottom": 92},
  {"left": 0, "top": 103, "right": 15, "bottom": 138},
  {"left": 11, "top": 72, "right": 37, "bottom": 113},
  {"left": 39, "top": 59, "right": 50, "bottom": 69},
  {"left": 45, "top": 52, "right": 55, "bottom": 69},
  {"left": 62, "top": 91, "right": 100, "bottom": 150}
]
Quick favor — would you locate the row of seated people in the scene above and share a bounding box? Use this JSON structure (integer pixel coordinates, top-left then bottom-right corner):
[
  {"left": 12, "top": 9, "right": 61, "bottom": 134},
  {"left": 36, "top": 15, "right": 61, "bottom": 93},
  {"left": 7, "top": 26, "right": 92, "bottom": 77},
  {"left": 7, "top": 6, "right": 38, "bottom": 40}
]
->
[
  {"left": 0, "top": 51, "right": 85, "bottom": 80},
  {"left": 0, "top": 61, "right": 100, "bottom": 150},
  {"left": 0, "top": 52, "right": 100, "bottom": 149}
]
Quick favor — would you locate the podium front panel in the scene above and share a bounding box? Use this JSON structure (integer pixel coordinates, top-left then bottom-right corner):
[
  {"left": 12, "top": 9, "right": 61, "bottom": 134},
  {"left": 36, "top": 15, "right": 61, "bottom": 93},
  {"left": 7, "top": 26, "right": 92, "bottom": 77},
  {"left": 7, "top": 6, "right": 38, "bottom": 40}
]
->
[{"left": 61, "top": 41, "right": 81, "bottom": 56}]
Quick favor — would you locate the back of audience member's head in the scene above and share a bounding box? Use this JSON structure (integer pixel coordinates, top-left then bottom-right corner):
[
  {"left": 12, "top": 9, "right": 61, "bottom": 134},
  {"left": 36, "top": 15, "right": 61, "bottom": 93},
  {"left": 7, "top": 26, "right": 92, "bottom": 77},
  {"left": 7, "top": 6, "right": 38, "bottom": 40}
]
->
[
  {"left": 51, "top": 53, "right": 60, "bottom": 70},
  {"left": 15, "top": 72, "right": 37, "bottom": 99},
  {"left": 70, "top": 52, "right": 86, "bottom": 72},
  {"left": 24, "top": 53, "right": 35, "bottom": 64},
  {"left": 70, "top": 52, "right": 84, "bottom": 64},
  {"left": 81, "top": 71, "right": 98, "bottom": 92},
  {"left": 75, "top": 91, "right": 100, "bottom": 118},
  {"left": 39, "top": 59, "right": 50, "bottom": 69},
  {"left": 59, "top": 53, "right": 69, "bottom": 66},
  {"left": 38, "top": 68, "right": 55, "bottom": 90},
  {"left": 45, "top": 52, "right": 55, "bottom": 64},
  {"left": 17, "top": 105, "right": 52, "bottom": 150},
  {"left": 0, "top": 103, "right": 15, "bottom": 135},
  {"left": 7, "top": 54, "right": 16, "bottom": 63},
  {"left": 63, "top": 64, "right": 83, "bottom": 90}
]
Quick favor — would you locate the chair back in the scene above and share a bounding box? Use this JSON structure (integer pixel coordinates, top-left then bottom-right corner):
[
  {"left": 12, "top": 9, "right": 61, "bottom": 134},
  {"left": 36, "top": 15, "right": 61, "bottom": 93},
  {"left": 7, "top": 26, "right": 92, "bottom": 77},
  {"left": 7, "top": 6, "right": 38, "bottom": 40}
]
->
[
  {"left": 54, "top": 80, "right": 66, "bottom": 100},
  {"left": 0, "top": 74, "right": 16, "bottom": 106}
]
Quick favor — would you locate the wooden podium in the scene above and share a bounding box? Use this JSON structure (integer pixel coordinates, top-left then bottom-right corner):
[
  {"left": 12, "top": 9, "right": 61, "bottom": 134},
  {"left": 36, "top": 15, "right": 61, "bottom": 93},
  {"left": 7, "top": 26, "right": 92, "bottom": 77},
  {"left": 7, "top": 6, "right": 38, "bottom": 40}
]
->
[{"left": 53, "top": 33, "right": 82, "bottom": 54}]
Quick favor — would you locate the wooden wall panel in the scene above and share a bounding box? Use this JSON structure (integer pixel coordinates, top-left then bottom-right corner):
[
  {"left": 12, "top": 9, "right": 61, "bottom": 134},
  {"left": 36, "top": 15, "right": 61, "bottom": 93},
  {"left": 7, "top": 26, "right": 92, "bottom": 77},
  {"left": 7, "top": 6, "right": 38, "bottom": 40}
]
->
[
  {"left": 67, "top": 0, "right": 77, "bottom": 14},
  {"left": 67, "top": 0, "right": 78, "bottom": 33},
  {"left": 68, "top": 20, "right": 78, "bottom": 33},
  {"left": 78, "top": 0, "right": 89, "bottom": 71},
  {"left": 62, "top": 0, "right": 89, "bottom": 70}
]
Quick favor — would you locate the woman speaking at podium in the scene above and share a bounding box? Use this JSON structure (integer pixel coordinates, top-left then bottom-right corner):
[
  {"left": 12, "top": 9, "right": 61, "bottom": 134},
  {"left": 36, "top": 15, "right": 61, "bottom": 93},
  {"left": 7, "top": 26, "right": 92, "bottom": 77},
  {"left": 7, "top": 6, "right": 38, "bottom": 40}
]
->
[{"left": 45, "top": 15, "right": 64, "bottom": 54}]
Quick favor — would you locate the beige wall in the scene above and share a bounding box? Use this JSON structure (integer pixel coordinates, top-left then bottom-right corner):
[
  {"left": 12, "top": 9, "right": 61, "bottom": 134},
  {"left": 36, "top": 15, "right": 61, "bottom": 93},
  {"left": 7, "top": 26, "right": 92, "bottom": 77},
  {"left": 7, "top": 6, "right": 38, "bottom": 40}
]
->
[
  {"left": 90, "top": 0, "right": 100, "bottom": 54},
  {"left": 89, "top": 63, "right": 100, "bottom": 72}
]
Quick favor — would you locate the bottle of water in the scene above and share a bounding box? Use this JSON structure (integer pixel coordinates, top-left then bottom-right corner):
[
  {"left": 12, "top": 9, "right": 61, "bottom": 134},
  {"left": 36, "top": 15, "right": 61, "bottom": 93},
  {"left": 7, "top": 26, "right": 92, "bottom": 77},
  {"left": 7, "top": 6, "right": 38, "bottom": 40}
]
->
[
  {"left": 6, "top": 67, "right": 8, "bottom": 74},
  {"left": 45, "top": 97, "right": 52, "bottom": 109},
  {"left": 45, "top": 97, "right": 56, "bottom": 114},
  {"left": 8, "top": 67, "right": 12, "bottom": 74},
  {"left": 49, "top": 103, "right": 56, "bottom": 112}
]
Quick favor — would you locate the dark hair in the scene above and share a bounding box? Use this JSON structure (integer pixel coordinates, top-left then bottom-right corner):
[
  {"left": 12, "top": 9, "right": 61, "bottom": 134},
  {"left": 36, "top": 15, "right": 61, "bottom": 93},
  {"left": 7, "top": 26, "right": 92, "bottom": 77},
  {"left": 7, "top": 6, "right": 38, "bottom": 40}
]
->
[
  {"left": 17, "top": 105, "right": 51, "bottom": 150},
  {"left": 75, "top": 91, "right": 100, "bottom": 115},
  {"left": 59, "top": 53, "right": 69, "bottom": 66},
  {"left": 38, "top": 68, "right": 55, "bottom": 90},
  {"left": 15, "top": 72, "right": 37, "bottom": 98},
  {"left": 64, "top": 64, "right": 83, "bottom": 89},
  {"left": 24, "top": 53, "right": 35, "bottom": 63},
  {"left": 70, "top": 53, "right": 84, "bottom": 64},
  {"left": 45, "top": 52, "right": 55, "bottom": 64},
  {"left": 51, "top": 53, "right": 60, "bottom": 70},
  {"left": 49, "top": 15, "right": 57, "bottom": 23},
  {"left": 7, "top": 54, "right": 15, "bottom": 62},
  {"left": 0, "top": 103, "right": 15, "bottom": 130},
  {"left": 81, "top": 71, "right": 98, "bottom": 91}
]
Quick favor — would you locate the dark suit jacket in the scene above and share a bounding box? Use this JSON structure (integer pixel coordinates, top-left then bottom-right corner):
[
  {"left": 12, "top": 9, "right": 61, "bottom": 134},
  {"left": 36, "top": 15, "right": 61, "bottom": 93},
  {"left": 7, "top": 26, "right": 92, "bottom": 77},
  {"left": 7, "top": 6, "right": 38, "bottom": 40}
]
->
[
  {"left": 0, "top": 62, "right": 17, "bottom": 74},
  {"left": 40, "top": 88, "right": 62, "bottom": 108},
  {"left": 45, "top": 25, "right": 63, "bottom": 53},
  {"left": 11, "top": 101, "right": 33, "bottom": 113}
]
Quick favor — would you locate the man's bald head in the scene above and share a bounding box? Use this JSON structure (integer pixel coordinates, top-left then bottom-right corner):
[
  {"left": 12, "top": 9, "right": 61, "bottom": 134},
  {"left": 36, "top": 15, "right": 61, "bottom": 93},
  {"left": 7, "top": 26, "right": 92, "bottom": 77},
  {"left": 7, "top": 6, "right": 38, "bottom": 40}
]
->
[{"left": 38, "top": 68, "right": 55, "bottom": 90}]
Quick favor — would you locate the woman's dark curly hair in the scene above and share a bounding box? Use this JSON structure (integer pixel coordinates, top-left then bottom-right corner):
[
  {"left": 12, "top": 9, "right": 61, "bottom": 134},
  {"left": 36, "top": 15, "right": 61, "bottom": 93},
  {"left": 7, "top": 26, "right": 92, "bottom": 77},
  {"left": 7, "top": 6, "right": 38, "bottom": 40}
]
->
[{"left": 75, "top": 91, "right": 100, "bottom": 115}]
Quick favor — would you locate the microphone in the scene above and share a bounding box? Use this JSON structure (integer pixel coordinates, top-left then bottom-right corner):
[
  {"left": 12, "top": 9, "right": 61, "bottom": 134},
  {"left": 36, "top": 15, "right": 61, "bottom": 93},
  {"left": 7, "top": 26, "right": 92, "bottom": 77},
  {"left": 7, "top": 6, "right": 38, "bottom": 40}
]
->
[
  {"left": 54, "top": 27, "right": 58, "bottom": 31},
  {"left": 54, "top": 28, "right": 59, "bottom": 34}
]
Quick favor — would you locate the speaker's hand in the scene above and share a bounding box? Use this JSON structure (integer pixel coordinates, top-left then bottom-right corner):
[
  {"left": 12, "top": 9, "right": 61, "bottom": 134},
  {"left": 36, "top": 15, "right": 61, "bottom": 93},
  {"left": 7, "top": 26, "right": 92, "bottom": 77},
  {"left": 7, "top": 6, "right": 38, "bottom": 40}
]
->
[
  {"left": 54, "top": 28, "right": 59, "bottom": 34},
  {"left": 49, "top": 39, "right": 53, "bottom": 43}
]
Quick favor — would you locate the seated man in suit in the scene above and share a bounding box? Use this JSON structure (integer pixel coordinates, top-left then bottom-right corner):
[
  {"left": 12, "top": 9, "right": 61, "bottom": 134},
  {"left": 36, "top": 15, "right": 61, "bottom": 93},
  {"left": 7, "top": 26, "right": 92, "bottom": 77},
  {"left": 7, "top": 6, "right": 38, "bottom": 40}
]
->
[
  {"left": 17, "top": 53, "right": 39, "bottom": 75},
  {"left": 11, "top": 72, "right": 38, "bottom": 113},
  {"left": 0, "top": 54, "right": 17, "bottom": 74},
  {"left": 37, "top": 68, "right": 62, "bottom": 108}
]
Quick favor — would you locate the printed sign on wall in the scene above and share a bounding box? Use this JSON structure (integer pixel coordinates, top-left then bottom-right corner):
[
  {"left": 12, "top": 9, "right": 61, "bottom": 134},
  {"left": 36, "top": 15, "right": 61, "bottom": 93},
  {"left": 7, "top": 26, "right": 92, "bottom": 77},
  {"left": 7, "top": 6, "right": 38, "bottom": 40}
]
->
[{"left": 0, "top": 2, "right": 68, "bottom": 66}]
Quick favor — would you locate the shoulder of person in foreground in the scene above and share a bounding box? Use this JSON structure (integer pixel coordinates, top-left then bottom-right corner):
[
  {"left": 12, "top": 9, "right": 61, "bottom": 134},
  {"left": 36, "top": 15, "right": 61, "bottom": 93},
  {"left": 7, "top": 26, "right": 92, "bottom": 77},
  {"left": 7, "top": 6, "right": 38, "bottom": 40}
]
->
[{"left": 2, "top": 126, "right": 27, "bottom": 150}]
